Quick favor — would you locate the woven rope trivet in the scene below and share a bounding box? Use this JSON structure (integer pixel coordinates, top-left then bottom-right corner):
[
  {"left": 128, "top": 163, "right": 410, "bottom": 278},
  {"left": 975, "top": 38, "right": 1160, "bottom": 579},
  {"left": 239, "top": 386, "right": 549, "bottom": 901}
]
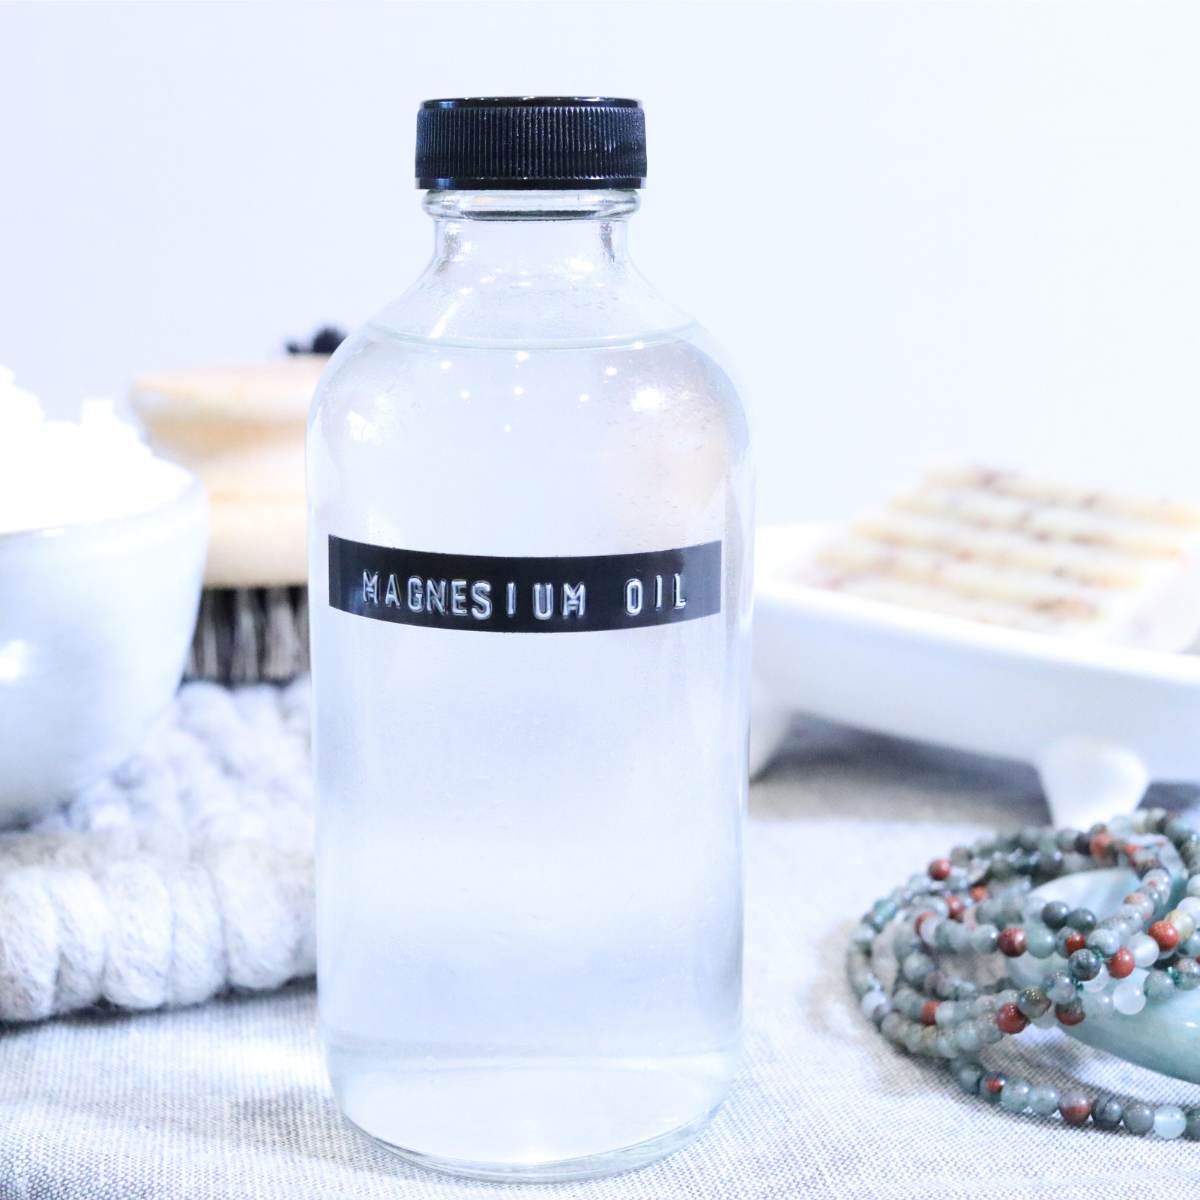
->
[{"left": 0, "top": 681, "right": 314, "bottom": 1022}]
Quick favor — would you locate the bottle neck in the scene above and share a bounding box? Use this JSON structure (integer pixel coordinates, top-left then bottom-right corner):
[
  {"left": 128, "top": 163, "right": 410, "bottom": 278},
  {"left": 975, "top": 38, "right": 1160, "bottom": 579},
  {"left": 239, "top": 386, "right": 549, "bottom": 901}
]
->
[
  {"left": 372, "top": 187, "right": 688, "bottom": 345},
  {"left": 422, "top": 189, "right": 638, "bottom": 278}
]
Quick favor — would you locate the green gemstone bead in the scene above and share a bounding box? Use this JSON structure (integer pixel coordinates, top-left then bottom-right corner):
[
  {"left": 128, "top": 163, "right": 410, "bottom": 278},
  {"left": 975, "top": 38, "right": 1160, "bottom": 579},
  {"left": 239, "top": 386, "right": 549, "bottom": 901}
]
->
[
  {"left": 1175, "top": 958, "right": 1200, "bottom": 991},
  {"left": 1092, "top": 1095, "right": 1124, "bottom": 1130},
  {"left": 1145, "top": 969, "right": 1176, "bottom": 1001},
  {"left": 1044, "top": 971, "right": 1076, "bottom": 1004},
  {"left": 1016, "top": 987, "right": 1051, "bottom": 1019},
  {"left": 1067, "top": 907, "right": 1097, "bottom": 933},
  {"left": 954, "top": 1061, "right": 984, "bottom": 1095},
  {"left": 1124, "top": 1102, "right": 1154, "bottom": 1136}
]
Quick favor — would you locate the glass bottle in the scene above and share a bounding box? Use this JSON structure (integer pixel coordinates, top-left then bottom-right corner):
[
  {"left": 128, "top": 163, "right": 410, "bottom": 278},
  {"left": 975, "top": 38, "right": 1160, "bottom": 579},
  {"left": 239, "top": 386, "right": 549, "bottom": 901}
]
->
[{"left": 308, "top": 97, "right": 753, "bottom": 1182}]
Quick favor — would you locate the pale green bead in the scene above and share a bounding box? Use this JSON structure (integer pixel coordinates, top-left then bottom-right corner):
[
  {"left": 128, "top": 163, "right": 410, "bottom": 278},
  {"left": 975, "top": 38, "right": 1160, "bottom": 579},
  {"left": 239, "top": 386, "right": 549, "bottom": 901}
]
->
[
  {"left": 851, "top": 922, "right": 876, "bottom": 949},
  {"left": 1024, "top": 924, "right": 1056, "bottom": 959},
  {"left": 945, "top": 922, "right": 972, "bottom": 953},
  {"left": 902, "top": 951, "right": 934, "bottom": 984},
  {"left": 935, "top": 1001, "right": 959, "bottom": 1026},
  {"left": 1130, "top": 934, "right": 1159, "bottom": 968},
  {"left": 975, "top": 1015, "right": 1003, "bottom": 1046},
  {"left": 954, "top": 1022, "right": 982, "bottom": 1053},
  {"left": 1169, "top": 910, "right": 1197, "bottom": 942},
  {"left": 971, "top": 924, "right": 999, "bottom": 954},
  {"left": 1155, "top": 1105, "right": 1187, "bottom": 1139},
  {"left": 1000, "top": 1078, "right": 1031, "bottom": 1113},
  {"left": 1086, "top": 927, "right": 1120, "bottom": 957},
  {"left": 1113, "top": 978, "right": 1146, "bottom": 1015},
  {"left": 1029, "top": 1084, "right": 1060, "bottom": 1116}
]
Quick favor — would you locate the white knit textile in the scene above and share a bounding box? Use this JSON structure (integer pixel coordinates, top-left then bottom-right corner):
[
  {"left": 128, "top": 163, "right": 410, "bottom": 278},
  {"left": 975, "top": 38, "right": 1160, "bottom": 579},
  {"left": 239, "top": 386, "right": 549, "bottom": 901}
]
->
[
  {"left": 3, "top": 710, "right": 1200, "bottom": 1198},
  {"left": 0, "top": 681, "right": 314, "bottom": 1022}
]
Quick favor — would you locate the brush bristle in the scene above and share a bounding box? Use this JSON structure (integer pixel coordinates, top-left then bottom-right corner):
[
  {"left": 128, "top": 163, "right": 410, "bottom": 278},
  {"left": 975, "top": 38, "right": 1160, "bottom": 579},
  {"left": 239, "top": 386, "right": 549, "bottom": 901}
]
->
[{"left": 187, "top": 586, "right": 309, "bottom": 683}]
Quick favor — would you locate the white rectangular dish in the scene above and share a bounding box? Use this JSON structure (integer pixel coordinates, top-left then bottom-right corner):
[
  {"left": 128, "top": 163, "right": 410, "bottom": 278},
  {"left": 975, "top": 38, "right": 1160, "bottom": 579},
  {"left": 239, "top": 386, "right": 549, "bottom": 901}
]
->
[{"left": 752, "top": 523, "right": 1200, "bottom": 828}]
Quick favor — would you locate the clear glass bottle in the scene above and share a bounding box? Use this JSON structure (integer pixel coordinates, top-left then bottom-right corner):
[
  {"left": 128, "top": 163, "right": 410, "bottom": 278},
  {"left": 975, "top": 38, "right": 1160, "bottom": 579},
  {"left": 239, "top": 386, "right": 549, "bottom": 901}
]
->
[{"left": 308, "top": 98, "right": 753, "bottom": 1182}]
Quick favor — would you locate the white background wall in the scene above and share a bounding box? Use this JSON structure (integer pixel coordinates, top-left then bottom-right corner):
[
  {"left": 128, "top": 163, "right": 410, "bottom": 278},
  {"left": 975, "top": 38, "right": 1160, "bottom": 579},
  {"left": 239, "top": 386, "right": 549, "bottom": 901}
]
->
[{"left": 2, "top": 1, "right": 1198, "bottom": 523}]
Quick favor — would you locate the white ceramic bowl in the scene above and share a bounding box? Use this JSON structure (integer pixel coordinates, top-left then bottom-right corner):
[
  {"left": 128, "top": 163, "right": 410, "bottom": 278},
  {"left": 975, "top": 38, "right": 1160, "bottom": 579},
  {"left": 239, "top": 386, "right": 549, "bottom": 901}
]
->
[{"left": 0, "top": 477, "right": 207, "bottom": 826}]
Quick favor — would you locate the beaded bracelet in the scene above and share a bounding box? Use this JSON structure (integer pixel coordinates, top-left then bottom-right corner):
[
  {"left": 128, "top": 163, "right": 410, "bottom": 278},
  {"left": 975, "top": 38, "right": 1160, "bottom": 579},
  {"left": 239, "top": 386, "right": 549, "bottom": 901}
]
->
[
  {"left": 847, "top": 807, "right": 1200, "bottom": 1136},
  {"left": 903, "top": 823, "right": 1200, "bottom": 1037},
  {"left": 888, "top": 809, "right": 1199, "bottom": 1033}
]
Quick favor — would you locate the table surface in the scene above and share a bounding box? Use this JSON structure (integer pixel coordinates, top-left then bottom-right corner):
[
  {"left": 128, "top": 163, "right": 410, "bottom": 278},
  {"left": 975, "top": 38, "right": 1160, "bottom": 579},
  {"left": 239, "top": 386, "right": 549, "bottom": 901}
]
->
[{"left": 4, "top": 721, "right": 1198, "bottom": 1200}]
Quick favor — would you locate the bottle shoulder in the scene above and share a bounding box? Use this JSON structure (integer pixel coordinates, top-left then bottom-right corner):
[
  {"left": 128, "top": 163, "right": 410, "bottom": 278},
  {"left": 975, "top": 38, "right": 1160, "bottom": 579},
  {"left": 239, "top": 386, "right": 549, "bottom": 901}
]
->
[
  {"left": 360, "top": 259, "right": 696, "bottom": 350},
  {"left": 309, "top": 321, "right": 749, "bottom": 455},
  {"left": 313, "top": 322, "right": 741, "bottom": 408}
]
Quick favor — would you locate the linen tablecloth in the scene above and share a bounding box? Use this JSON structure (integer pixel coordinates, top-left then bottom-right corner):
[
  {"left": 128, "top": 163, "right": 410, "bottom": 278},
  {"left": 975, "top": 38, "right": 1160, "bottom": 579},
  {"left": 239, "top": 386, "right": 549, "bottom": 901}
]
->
[{"left": 3, "top": 720, "right": 1198, "bottom": 1199}]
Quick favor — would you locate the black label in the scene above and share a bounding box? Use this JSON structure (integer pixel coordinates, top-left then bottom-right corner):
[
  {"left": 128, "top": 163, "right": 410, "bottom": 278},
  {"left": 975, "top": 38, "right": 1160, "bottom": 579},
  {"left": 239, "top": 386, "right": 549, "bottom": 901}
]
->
[{"left": 328, "top": 535, "right": 721, "bottom": 633}]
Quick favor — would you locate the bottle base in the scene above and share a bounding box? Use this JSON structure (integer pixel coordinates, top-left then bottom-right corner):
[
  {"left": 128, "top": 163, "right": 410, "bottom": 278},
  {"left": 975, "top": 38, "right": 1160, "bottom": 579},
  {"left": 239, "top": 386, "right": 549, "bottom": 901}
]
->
[{"left": 346, "top": 1103, "right": 723, "bottom": 1183}]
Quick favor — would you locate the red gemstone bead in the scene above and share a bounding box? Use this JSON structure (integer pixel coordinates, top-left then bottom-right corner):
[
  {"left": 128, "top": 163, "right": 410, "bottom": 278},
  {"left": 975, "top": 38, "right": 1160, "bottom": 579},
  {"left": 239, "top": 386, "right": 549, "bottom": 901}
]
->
[
  {"left": 928, "top": 858, "right": 952, "bottom": 881},
  {"left": 1150, "top": 920, "right": 1180, "bottom": 952},
  {"left": 995, "top": 1002, "right": 1028, "bottom": 1035},
  {"left": 997, "top": 926, "right": 1028, "bottom": 957},
  {"left": 1089, "top": 831, "right": 1114, "bottom": 860},
  {"left": 914, "top": 911, "right": 935, "bottom": 937},
  {"left": 1055, "top": 1002, "right": 1085, "bottom": 1027},
  {"left": 984, "top": 1075, "right": 1005, "bottom": 1097},
  {"left": 1060, "top": 1095, "right": 1092, "bottom": 1126},
  {"left": 921, "top": 1000, "right": 939, "bottom": 1026},
  {"left": 945, "top": 894, "right": 966, "bottom": 922},
  {"left": 1109, "top": 947, "right": 1135, "bottom": 979},
  {"left": 1063, "top": 931, "right": 1087, "bottom": 955},
  {"left": 969, "top": 884, "right": 989, "bottom": 903}
]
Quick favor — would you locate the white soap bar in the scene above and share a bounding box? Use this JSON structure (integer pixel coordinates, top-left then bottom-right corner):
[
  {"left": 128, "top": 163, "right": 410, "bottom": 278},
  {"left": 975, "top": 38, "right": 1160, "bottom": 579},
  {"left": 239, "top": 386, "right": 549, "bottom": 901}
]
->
[{"left": 805, "top": 466, "right": 1200, "bottom": 650}]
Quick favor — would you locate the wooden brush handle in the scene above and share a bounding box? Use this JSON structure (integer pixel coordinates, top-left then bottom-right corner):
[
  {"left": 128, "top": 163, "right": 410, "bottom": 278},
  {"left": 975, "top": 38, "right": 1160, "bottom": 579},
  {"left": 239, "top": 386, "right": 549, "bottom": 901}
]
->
[{"left": 131, "top": 360, "right": 323, "bottom": 588}]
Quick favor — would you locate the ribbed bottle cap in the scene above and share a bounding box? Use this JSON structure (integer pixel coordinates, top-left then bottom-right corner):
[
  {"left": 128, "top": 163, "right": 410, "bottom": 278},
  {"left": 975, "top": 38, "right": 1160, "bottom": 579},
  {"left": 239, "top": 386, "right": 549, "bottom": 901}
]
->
[{"left": 416, "top": 97, "right": 646, "bottom": 191}]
